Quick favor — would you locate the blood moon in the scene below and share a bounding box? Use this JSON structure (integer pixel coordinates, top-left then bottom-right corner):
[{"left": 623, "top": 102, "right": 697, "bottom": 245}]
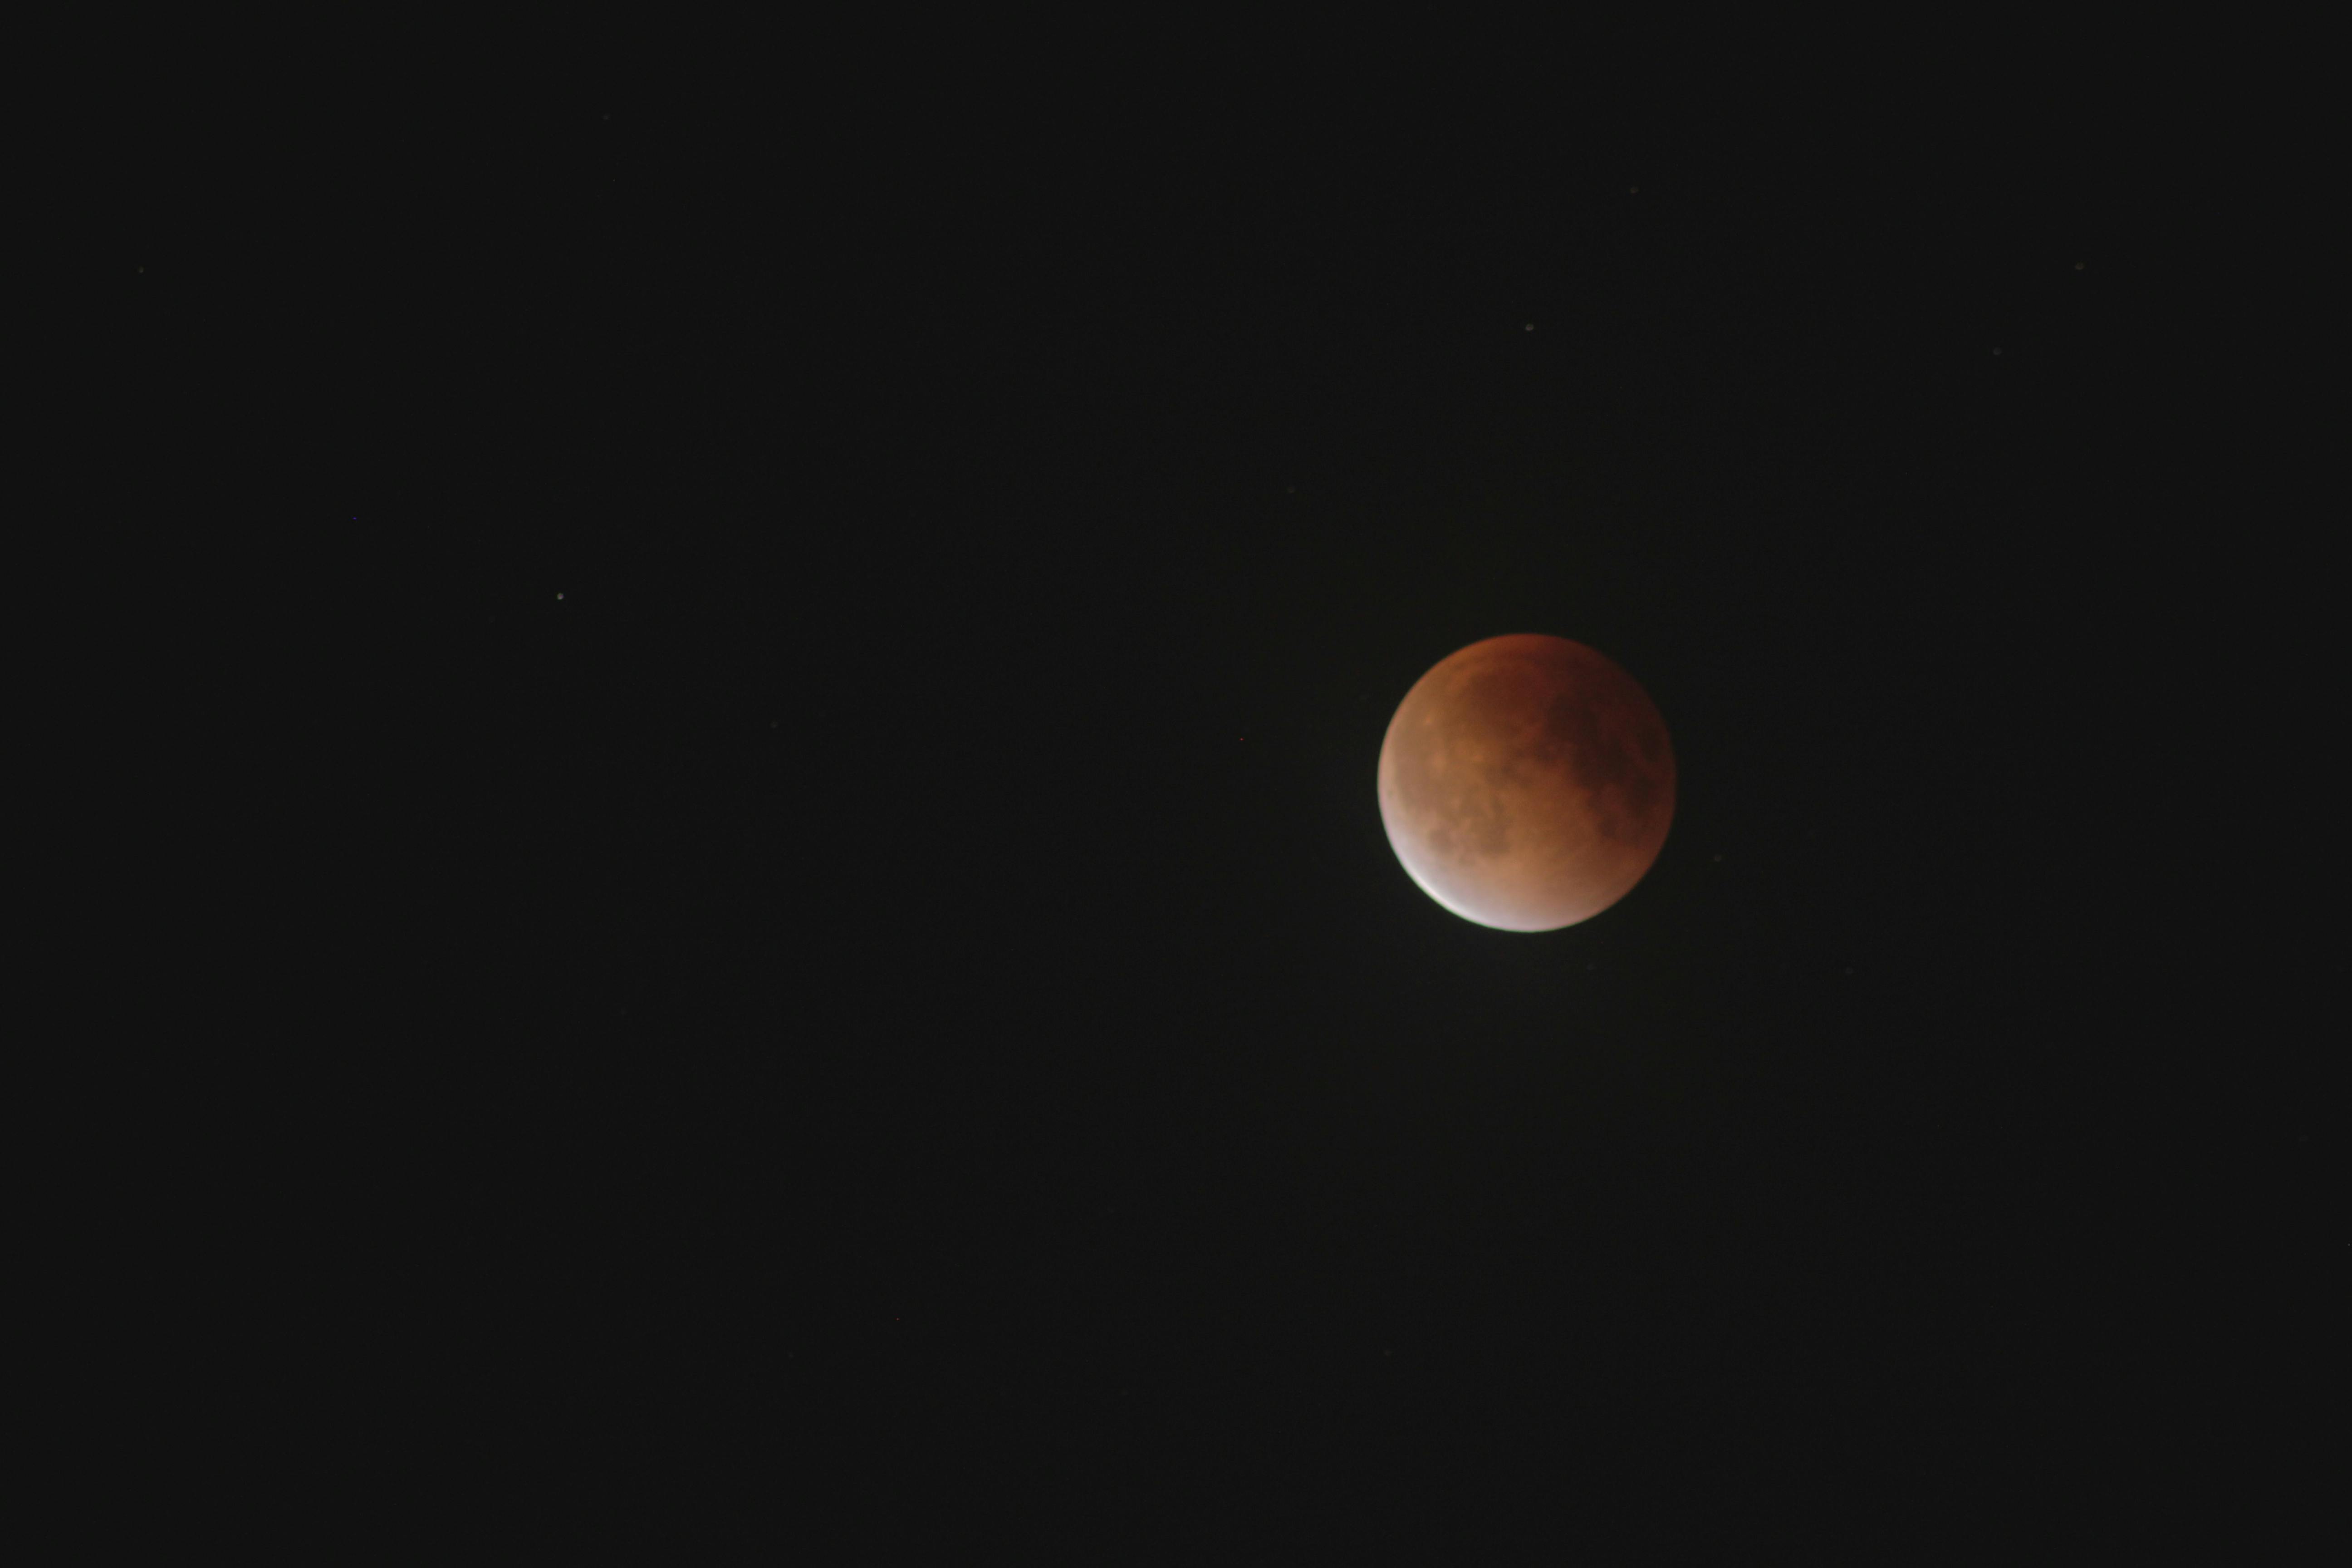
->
[{"left": 1377, "top": 634, "right": 1675, "bottom": 931}]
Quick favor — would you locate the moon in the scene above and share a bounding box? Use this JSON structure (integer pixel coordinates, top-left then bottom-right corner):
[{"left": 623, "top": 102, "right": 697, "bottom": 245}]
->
[{"left": 1377, "top": 634, "right": 1676, "bottom": 931}]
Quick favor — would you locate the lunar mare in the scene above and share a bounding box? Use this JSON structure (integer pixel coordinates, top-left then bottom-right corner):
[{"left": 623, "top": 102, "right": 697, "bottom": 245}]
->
[{"left": 1377, "top": 634, "right": 1675, "bottom": 931}]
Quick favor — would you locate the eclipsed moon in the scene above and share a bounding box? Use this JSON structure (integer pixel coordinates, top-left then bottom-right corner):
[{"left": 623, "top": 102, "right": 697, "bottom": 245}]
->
[{"left": 1378, "top": 634, "right": 1675, "bottom": 931}]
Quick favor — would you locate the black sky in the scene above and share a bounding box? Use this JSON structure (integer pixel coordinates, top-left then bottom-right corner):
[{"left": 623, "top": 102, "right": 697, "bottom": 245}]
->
[{"left": 126, "top": 43, "right": 2332, "bottom": 1558}]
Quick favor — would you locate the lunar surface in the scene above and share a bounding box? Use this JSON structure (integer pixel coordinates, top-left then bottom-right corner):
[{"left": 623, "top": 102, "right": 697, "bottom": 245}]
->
[{"left": 1378, "top": 634, "right": 1675, "bottom": 931}]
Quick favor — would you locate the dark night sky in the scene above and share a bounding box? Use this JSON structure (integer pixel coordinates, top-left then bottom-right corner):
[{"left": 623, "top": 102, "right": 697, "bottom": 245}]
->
[{"left": 111, "top": 38, "right": 2331, "bottom": 1558}]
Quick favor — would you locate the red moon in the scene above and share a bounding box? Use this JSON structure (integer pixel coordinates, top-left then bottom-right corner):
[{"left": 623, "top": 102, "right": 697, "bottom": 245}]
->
[{"left": 1378, "top": 634, "right": 1676, "bottom": 931}]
